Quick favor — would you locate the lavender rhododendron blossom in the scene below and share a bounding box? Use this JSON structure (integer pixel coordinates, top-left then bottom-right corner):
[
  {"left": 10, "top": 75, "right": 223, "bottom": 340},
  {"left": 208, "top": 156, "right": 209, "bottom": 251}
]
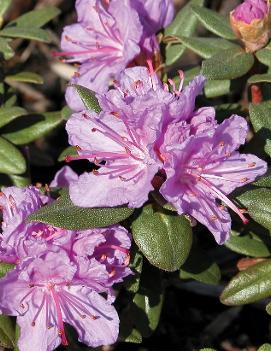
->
[
  {"left": 58, "top": 0, "right": 174, "bottom": 111},
  {"left": 66, "top": 66, "right": 267, "bottom": 244},
  {"left": 231, "top": 0, "right": 268, "bottom": 24}
]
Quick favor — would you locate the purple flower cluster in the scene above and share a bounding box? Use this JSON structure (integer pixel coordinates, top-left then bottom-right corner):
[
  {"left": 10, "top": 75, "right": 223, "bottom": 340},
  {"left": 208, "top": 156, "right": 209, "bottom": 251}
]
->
[
  {"left": 57, "top": 0, "right": 174, "bottom": 111},
  {"left": 66, "top": 67, "right": 267, "bottom": 245},
  {"left": 0, "top": 167, "right": 132, "bottom": 351}
]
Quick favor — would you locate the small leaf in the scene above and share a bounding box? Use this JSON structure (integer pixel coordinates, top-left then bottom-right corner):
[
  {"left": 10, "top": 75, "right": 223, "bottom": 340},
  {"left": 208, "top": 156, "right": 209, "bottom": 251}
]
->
[
  {"left": 0, "top": 262, "right": 14, "bottom": 278},
  {"left": 220, "top": 259, "right": 271, "bottom": 305},
  {"left": 266, "top": 302, "right": 271, "bottom": 316},
  {"left": 256, "top": 43, "right": 271, "bottom": 67},
  {"left": 124, "top": 249, "right": 143, "bottom": 293},
  {"left": 0, "top": 136, "right": 26, "bottom": 175},
  {"left": 259, "top": 344, "right": 271, "bottom": 351},
  {"left": 165, "top": 0, "right": 204, "bottom": 65},
  {"left": 202, "top": 47, "right": 254, "bottom": 80},
  {"left": 5, "top": 72, "right": 44, "bottom": 84},
  {"left": 0, "top": 37, "right": 14, "bottom": 59},
  {"left": 204, "top": 80, "right": 231, "bottom": 98},
  {"left": 180, "top": 242, "right": 221, "bottom": 285},
  {"left": 248, "top": 74, "right": 271, "bottom": 84},
  {"left": 191, "top": 5, "right": 235, "bottom": 39},
  {"left": 0, "top": 27, "right": 50, "bottom": 42},
  {"left": 132, "top": 204, "right": 192, "bottom": 271},
  {"left": 8, "top": 6, "right": 60, "bottom": 28},
  {"left": 0, "top": 315, "right": 15, "bottom": 348},
  {"left": 72, "top": 85, "right": 102, "bottom": 113},
  {"left": 9, "top": 174, "right": 31, "bottom": 187},
  {"left": 237, "top": 189, "right": 271, "bottom": 232},
  {"left": 171, "top": 36, "right": 238, "bottom": 59},
  {"left": 249, "top": 103, "right": 271, "bottom": 156},
  {"left": 226, "top": 230, "right": 271, "bottom": 258},
  {"left": 0, "top": 106, "right": 27, "bottom": 128},
  {"left": 0, "top": 0, "right": 11, "bottom": 17},
  {"left": 28, "top": 189, "right": 134, "bottom": 230},
  {"left": 2, "top": 111, "right": 64, "bottom": 145},
  {"left": 58, "top": 146, "right": 77, "bottom": 162}
]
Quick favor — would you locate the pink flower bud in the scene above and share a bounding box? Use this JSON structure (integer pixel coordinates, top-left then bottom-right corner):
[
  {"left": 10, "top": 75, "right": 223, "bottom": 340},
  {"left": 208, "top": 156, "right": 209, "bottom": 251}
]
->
[{"left": 230, "top": 0, "right": 271, "bottom": 52}]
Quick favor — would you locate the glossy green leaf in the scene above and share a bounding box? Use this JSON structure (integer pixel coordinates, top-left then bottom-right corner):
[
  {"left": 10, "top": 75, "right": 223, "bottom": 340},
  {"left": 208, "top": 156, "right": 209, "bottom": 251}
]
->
[
  {"left": 249, "top": 103, "right": 271, "bottom": 156},
  {"left": 0, "top": 262, "right": 14, "bottom": 278},
  {"left": 0, "top": 0, "right": 11, "bottom": 17},
  {"left": 2, "top": 111, "right": 64, "bottom": 145},
  {"left": 226, "top": 230, "right": 271, "bottom": 258},
  {"left": 191, "top": 5, "right": 235, "bottom": 39},
  {"left": 0, "top": 315, "right": 15, "bottom": 349},
  {"left": 0, "top": 137, "right": 26, "bottom": 175},
  {"left": 204, "top": 79, "right": 231, "bottom": 98},
  {"left": 0, "top": 106, "right": 27, "bottom": 128},
  {"left": 202, "top": 47, "right": 254, "bottom": 80},
  {"left": 8, "top": 6, "right": 60, "bottom": 28},
  {"left": 248, "top": 74, "right": 271, "bottom": 84},
  {"left": 58, "top": 146, "right": 77, "bottom": 162},
  {"left": 259, "top": 344, "right": 271, "bottom": 351},
  {"left": 220, "top": 259, "right": 271, "bottom": 305},
  {"left": 165, "top": 0, "right": 204, "bottom": 65},
  {"left": 132, "top": 204, "right": 192, "bottom": 271},
  {"left": 124, "top": 249, "right": 143, "bottom": 293},
  {"left": 180, "top": 243, "right": 221, "bottom": 285},
  {"left": 172, "top": 36, "right": 238, "bottom": 59},
  {"left": 0, "top": 37, "right": 13, "bottom": 59},
  {"left": 256, "top": 43, "right": 271, "bottom": 67},
  {"left": 28, "top": 189, "right": 134, "bottom": 230},
  {"left": 5, "top": 72, "right": 43, "bottom": 84},
  {"left": 237, "top": 189, "right": 271, "bottom": 232},
  {"left": 73, "top": 84, "right": 102, "bottom": 113},
  {"left": 0, "top": 27, "right": 50, "bottom": 42},
  {"left": 9, "top": 174, "right": 30, "bottom": 187}
]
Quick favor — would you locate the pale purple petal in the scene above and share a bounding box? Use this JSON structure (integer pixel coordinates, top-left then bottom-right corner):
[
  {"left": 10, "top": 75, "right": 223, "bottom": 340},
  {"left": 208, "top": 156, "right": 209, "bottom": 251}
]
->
[{"left": 50, "top": 166, "right": 78, "bottom": 188}]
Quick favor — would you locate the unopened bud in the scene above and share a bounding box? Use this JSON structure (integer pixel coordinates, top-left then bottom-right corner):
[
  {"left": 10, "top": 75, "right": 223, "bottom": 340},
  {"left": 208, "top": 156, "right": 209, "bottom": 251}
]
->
[{"left": 230, "top": 0, "right": 271, "bottom": 52}]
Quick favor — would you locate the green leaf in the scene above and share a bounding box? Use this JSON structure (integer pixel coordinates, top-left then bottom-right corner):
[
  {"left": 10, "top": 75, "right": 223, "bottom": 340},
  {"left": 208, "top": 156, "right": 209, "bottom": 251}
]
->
[
  {"left": 0, "top": 37, "right": 13, "bottom": 59},
  {"left": 202, "top": 47, "right": 254, "bottom": 80},
  {"left": 0, "top": 27, "right": 50, "bottom": 42},
  {"left": 204, "top": 79, "right": 231, "bottom": 98},
  {"left": 5, "top": 72, "right": 44, "bottom": 84},
  {"left": 0, "top": 137, "right": 26, "bottom": 175},
  {"left": 0, "top": 262, "right": 14, "bottom": 278},
  {"left": 253, "top": 170, "right": 271, "bottom": 187},
  {"left": 249, "top": 103, "right": 271, "bottom": 156},
  {"left": 226, "top": 230, "right": 271, "bottom": 258},
  {"left": 164, "top": 0, "right": 204, "bottom": 65},
  {"left": 58, "top": 146, "right": 77, "bottom": 162},
  {"left": 180, "top": 242, "right": 221, "bottom": 285},
  {"left": 220, "top": 259, "right": 271, "bottom": 305},
  {"left": 266, "top": 302, "right": 271, "bottom": 315},
  {"left": 0, "top": 106, "right": 27, "bottom": 128},
  {"left": 28, "top": 189, "right": 134, "bottom": 230},
  {"left": 259, "top": 344, "right": 271, "bottom": 351},
  {"left": 0, "top": 315, "right": 15, "bottom": 348},
  {"left": 2, "top": 111, "right": 64, "bottom": 145},
  {"left": 8, "top": 6, "right": 60, "bottom": 28},
  {"left": 132, "top": 204, "right": 192, "bottom": 271},
  {"left": 9, "top": 174, "right": 31, "bottom": 187},
  {"left": 171, "top": 36, "right": 238, "bottom": 59},
  {"left": 237, "top": 189, "right": 271, "bottom": 232},
  {"left": 256, "top": 43, "right": 271, "bottom": 67},
  {"left": 72, "top": 85, "right": 102, "bottom": 113},
  {"left": 0, "top": 0, "right": 11, "bottom": 18},
  {"left": 124, "top": 249, "right": 143, "bottom": 293},
  {"left": 191, "top": 5, "right": 235, "bottom": 39},
  {"left": 248, "top": 74, "right": 271, "bottom": 84}
]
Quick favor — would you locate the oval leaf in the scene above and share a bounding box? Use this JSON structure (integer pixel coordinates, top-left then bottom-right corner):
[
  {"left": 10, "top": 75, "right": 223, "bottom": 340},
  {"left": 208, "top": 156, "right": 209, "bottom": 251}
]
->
[
  {"left": 204, "top": 79, "right": 231, "bottom": 98},
  {"left": 202, "top": 47, "right": 254, "bottom": 80},
  {"left": 0, "top": 136, "right": 26, "bottom": 175},
  {"left": 165, "top": 0, "right": 204, "bottom": 65},
  {"left": 0, "top": 27, "right": 50, "bottom": 42},
  {"left": 0, "top": 106, "right": 27, "bottom": 128},
  {"left": 220, "top": 259, "right": 271, "bottom": 305},
  {"left": 0, "top": 315, "right": 15, "bottom": 349},
  {"left": 259, "top": 344, "right": 271, "bottom": 351},
  {"left": 256, "top": 43, "right": 271, "bottom": 67},
  {"left": 0, "top": 37, "right": 14, "bottom": 59},
  {"left": 191, "top": 5, "right": 235, "bottom": 39},
  {"left": 132, "top": 204, "right": 192, "bottom": 271},
  {"left": 28, "top": 190, "right": 134, "bottom": 230},
  {"left": 72, "top": 84, "right": 102, "bottom": 113},
  {"left": 5, "top": 72, "right": 43, "bottom": 84}
]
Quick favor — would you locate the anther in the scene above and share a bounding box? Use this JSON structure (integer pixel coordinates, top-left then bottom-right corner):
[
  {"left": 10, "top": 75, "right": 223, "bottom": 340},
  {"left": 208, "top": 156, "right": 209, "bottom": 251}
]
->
[
  {"left": 248, "top": 162, "right": 256, "bottom": 168},
  {"left": 241, "top": 177, "right": 249, "bottom": 183},
  {"left": 219, "top": 141, "right": 225, "bottom": 147}
]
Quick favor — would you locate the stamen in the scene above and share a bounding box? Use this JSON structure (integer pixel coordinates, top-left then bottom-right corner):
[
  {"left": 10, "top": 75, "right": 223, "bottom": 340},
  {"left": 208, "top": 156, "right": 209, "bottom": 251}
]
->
[
  {"left": 50, "top": 287, "right": 68, "bottom": 346},
  {"left": 31, "top": 294, "right": 46, "bottom": 327}
]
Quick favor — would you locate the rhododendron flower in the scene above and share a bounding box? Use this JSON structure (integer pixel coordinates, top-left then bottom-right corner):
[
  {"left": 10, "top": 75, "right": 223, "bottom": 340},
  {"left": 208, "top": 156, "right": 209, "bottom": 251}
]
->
[
  {"left": 66, "top": 108, "right": 163, "bottom": 208},
  {"left": 160, "top": 115, "right": 267, "bottom": 244},
  {"left": 230, "top": 0, "right": 270, "bottom": 52},
  {"left": 0, "top": 250, "right": 119, "bottom": 351},
  {"left": 59, "top": 0, "right": 174, "bottom": 111}
]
